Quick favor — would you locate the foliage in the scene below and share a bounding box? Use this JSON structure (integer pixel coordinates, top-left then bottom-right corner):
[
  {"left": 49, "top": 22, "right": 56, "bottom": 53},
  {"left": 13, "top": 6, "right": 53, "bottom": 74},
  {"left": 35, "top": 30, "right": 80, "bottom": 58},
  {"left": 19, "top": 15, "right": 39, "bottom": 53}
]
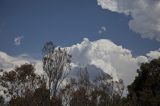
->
[
  {"left": 4, "top": 43, "right": 160, "bottom": 106},
  {"left": 0, "top": 96, "right": 5, "bottom": 106},
  {"left": 9, "top": 85, "right": 62, "bottom": 106},
  {"left": 61, "top": 67, "right": 124, "bottom": 106},
  {"left": 0, "top": 64, "right": 125, "bottom": 106},
  {"left": 127, "top": 58, "right": 160, "bottom": 106},
  {"left": 0, "top": 64, "right": 43, "bottom": 99}
]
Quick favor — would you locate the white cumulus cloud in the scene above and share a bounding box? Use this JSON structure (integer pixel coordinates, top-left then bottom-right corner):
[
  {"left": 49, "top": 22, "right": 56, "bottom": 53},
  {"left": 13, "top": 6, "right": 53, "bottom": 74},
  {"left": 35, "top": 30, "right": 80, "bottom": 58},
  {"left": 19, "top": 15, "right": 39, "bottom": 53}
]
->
[
  {"left": 0, "top": 51, "right": 43, "bottom": 75},
  {"left": 97, "top": 0, "right": 160, "bottom": 41},
  {"left": 14, "top": 36, "right": 24, "bottom": 46},
  {"left": 1, "top": 38, "right": 160, "bottom": 88},
  {"left": 68, "top": 38, "right": 138, "bottom": 86},
  {"left": 67, "top": 38, "right": 160, "bottom": 87},
  {"left": 146, "top": 49, "right": 160, "bottom": 60}
]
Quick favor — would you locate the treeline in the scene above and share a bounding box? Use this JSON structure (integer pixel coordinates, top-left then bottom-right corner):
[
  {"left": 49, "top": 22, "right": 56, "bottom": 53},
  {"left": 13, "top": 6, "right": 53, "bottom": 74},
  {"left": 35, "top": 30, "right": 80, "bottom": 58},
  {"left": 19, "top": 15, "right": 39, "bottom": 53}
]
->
[
  {"left": 0, "top": 42, "right": 160, "bottom": 106},
  {"left": 0, "top": 64, "right": 124, "bottom": 106}
]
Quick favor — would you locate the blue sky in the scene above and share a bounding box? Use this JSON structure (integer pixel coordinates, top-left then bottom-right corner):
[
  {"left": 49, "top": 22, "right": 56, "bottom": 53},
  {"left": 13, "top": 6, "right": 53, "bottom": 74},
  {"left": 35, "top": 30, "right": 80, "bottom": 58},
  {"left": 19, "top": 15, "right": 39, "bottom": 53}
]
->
[{"left": 0, "top": 0, "right": 159, "bottom": 58}]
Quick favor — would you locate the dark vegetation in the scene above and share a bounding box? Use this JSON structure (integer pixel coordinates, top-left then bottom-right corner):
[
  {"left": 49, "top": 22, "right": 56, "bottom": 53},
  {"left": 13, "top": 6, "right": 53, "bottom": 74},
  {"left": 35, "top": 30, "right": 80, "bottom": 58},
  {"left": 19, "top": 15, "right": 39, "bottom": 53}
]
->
[{"left": 0, "top": 41, "right": 160, "bottom": 106}]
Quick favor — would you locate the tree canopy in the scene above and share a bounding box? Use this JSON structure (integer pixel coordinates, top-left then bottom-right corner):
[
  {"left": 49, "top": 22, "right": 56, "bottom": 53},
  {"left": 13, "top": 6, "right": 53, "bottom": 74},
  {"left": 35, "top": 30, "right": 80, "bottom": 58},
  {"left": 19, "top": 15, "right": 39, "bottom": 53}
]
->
[{"left": 127, "top": 58, "right": 160, "bottom": 106}]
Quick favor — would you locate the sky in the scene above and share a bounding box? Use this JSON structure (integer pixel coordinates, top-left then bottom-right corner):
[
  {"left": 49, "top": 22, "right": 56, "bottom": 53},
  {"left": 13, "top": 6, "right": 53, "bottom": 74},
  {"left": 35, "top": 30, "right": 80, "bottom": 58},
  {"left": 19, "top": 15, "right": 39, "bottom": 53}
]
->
[
  {"left": 0, "top": 0, "right": 160, "bottom": 59},
  {"left": 1, "top": 0, "right": 160, "bottom": 92}
]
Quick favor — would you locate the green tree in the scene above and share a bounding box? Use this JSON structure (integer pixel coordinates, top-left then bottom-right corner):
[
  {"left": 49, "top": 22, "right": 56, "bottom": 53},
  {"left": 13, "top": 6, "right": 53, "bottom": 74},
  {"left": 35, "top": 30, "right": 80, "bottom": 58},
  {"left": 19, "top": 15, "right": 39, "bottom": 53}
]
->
[
  {"left": 68, "top": 67, "right": 124, "bottom": 106},
  {"left": 0, "top": 64, "right": 43, "bottom": 98},
  {"left": 0, "top": 64, "right": 45, "bottom": 106},
  {"left": 127, "top": 58, "right": 160, "bottom": 106},
  {"left": 0, "top": 96, "right": 5, "bottom": 106}
]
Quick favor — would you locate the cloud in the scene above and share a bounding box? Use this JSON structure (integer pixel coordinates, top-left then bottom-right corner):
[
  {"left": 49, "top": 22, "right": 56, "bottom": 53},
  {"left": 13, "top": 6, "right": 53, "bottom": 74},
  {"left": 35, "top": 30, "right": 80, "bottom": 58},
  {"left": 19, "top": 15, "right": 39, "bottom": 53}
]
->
[
  {"left": 0, "top": 51, "right": 43, "bottom": 75},
  {"left": 97, "top": 0, "right": 160, "bottom": 41},
  {"left": 135, "top": 56, "right": 148, "bottom": 65},
  {"left": 68, "top": 38, "right": 138, "bottom": 86},
  {"left": 67, "top": 38, "right": 160, "bottom": 87},
  {"left": 14, "top": 36, "right": 24, "bottom": 46},
  {"left": 146, "top": 49, "right": 160, "bottom": 60},
  {"left": 1, "top": 38, "right": 160, "bottom": 88},
  {"left": 98, "top": 26, "right": 107, "bottom": 34}
]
